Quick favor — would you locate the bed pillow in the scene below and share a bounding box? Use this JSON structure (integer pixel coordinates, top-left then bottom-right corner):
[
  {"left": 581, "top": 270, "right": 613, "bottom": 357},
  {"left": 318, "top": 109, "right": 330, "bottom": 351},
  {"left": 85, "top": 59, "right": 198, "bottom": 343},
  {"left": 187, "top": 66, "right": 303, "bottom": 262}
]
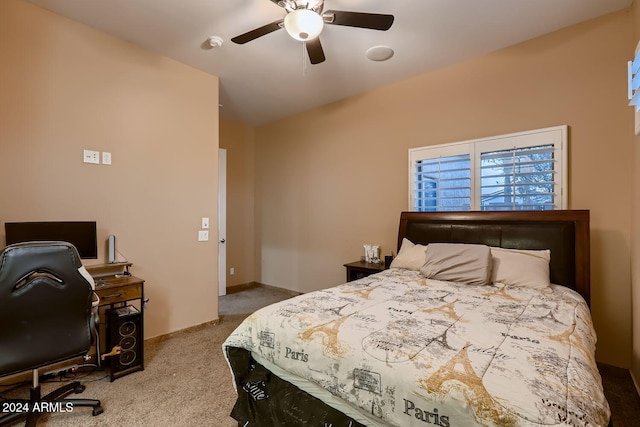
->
[
  {"left": 419, "top": 243, "right": 492, "bottom": 286},
  {"left": 389, "top": 238, "right": 427, "bottom": 271},
  {"left": 490, "top": 247, "right": 551, "bottom": 289}
]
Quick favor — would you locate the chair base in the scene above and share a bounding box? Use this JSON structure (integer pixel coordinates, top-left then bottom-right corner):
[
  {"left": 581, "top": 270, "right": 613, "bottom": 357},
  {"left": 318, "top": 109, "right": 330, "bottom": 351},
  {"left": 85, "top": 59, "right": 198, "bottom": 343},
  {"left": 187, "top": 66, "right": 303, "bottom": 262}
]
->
[{"left": 0, "top": 381, "right": 102, "bottom": 427}]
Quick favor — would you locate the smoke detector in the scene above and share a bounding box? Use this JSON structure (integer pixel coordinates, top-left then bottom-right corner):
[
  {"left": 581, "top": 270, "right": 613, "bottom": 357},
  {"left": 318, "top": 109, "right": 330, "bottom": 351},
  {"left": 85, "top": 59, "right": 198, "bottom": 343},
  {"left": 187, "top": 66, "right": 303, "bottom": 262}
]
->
[{"left": 208, "top": 36, "right": 224, "bottom": 48}]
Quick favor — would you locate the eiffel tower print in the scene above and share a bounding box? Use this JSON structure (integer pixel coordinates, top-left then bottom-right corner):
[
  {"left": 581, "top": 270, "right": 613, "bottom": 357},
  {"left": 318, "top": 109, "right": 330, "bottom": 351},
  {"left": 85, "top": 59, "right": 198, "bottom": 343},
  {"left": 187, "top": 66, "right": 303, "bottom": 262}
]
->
[
  {"left": 420, "top": 345, "right": 517, "bottom": 426},
  {"left": 420, "top": 299, "right": 461, "bottom": 322},
  {"left": 300, "top": 314, "right": 353, "bottom": 357},
  {"left": 482, "top": 285, "right": 524, "bottom": 303},
  {"left": 342, "top": 283, "right": 380, "bottom": 300}
]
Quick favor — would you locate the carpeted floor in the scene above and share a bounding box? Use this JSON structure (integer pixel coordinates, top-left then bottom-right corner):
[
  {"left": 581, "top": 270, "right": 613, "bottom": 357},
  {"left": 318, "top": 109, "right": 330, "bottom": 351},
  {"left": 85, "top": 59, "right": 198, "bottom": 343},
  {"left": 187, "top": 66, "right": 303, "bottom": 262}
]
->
[
  {"left": 219, "top": 283, "right": 300, "bottom": 316},
  {"left": 2, "top": 284, "right": 639, "bottom": 426},
  {"left": 1, "top": 285, "right": 299, "bottom": 426},
  {"left": 2, "top": 314, "right": 246, "bottom": 426},
  {"left": 599, "top": 363, "right": 640, "bottom": 426}
]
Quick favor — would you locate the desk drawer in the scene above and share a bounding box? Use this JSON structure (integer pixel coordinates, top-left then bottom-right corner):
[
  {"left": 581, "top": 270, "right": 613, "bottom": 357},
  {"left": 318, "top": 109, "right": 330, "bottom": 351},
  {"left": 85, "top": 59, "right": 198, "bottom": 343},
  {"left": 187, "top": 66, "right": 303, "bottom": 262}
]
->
[{"left": 96, "top": 283, "right": 142, "bottom": 305}]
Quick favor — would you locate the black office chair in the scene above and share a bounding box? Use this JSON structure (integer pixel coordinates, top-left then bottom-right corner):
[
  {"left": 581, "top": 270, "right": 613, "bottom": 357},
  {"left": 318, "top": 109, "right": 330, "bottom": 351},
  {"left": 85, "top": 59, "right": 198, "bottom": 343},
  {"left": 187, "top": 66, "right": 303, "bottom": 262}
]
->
[{"left": 0, "top": 241, "right": 103, "bottom": 426}]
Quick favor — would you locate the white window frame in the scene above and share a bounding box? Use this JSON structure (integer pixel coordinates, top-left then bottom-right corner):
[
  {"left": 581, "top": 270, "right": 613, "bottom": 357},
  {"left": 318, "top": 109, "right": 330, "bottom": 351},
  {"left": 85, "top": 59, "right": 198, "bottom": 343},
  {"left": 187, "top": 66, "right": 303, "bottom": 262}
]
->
[{"left": 408, "top": 126, "right": 568, "bottom": 211}]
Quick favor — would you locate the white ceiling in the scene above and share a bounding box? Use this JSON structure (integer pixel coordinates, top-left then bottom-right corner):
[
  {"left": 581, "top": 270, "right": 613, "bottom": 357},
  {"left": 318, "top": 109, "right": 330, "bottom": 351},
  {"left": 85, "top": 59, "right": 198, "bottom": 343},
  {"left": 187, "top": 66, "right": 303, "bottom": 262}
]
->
[{"left": 26, "top": 0, "right": 632, "bottom": 126}]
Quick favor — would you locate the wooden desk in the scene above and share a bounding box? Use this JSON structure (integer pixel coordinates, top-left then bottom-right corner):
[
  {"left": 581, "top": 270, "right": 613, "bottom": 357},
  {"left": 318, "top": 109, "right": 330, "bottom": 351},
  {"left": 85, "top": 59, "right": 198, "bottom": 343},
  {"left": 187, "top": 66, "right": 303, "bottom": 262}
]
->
[
  {"left": 88, "top": 265, "right": 145, "bottom": 381},
  {"left": 95, "top": 275, "right": 144, "bottom": 307},
  {"left": 86, "top": 261, "right": 133, "bottom": 278}
]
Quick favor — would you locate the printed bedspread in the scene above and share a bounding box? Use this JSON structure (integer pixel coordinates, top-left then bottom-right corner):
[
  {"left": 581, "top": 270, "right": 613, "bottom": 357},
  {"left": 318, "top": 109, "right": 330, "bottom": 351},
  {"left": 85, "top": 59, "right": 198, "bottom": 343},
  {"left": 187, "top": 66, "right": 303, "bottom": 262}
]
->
[{"left": 223, "top": 268, "right": 610, "bottom": 427}]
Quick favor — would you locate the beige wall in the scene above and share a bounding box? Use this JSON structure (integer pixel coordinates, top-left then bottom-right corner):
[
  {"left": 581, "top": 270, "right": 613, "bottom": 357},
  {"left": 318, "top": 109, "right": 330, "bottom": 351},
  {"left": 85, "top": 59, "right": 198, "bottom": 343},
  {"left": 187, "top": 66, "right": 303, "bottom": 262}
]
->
[
  {"left": 255, "top": 10, "right": 634, "bottom": 368},
  {"left": 631, "top": 1, "right": 640, "bottom": 389},
  {"left": 219, "top": 119, "right": 256, "bottom": 288},
  {"left": 4, "top": 0, "right": 635, "bottom": 370},
  {"left": 0, "top": 0, "right": 220, "bottom": 339}
]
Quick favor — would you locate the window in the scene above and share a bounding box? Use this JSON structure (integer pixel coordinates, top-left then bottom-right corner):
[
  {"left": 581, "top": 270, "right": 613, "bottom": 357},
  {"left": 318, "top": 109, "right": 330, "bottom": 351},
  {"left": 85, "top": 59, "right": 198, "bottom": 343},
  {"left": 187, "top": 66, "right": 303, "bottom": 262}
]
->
[
  {"left": 409, "top": 126, "right": 567, "bottom": 211},
  {"left": 627, "top": 41, "right": 640, "bottom": 135},
  {"left": 414, "top": 154, "right": 471, "bottom": 211}
]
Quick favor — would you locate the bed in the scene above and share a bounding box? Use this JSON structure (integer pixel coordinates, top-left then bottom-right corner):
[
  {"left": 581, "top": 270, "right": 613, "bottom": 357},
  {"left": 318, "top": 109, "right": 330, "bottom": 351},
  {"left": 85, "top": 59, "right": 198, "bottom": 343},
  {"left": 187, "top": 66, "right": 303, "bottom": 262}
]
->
[{"left": 223, "top": 210, "right": 610, "bottom": 426}]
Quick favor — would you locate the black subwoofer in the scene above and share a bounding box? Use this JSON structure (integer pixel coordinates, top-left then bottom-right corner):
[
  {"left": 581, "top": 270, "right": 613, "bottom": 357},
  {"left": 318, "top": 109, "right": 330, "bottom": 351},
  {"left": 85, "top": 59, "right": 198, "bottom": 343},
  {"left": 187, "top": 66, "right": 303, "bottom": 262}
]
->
[{"left": 106, "top": 305, "right": 143, "bottom": 381}]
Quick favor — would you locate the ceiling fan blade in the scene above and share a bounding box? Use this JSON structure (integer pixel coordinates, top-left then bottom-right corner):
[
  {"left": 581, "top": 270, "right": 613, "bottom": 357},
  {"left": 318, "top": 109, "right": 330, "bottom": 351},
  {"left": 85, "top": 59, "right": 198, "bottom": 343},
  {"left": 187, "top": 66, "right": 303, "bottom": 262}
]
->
[
  {"left": 324, "top": 10, "right": 394, "bottom": 31},
  {"left": 306, "top": 38, "right": 325, "bottom": 64},
  {"left": 231, "top": 19, "right": 284, "bottom": 44}
]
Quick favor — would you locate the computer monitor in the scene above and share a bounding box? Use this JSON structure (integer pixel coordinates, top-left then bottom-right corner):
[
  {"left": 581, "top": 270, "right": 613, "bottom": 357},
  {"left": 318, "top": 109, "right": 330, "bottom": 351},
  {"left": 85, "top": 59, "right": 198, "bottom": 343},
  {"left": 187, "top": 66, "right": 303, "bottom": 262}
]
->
[{"left": 4, "top": 221, "right": 98, "bottom": 259}]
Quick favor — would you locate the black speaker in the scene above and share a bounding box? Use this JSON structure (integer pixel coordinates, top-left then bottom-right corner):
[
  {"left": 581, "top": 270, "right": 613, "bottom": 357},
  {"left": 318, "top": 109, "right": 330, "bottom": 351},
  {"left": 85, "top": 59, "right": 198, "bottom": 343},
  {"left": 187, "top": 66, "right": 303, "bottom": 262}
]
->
[{"left": 106, "top": 305, "right": 143, "bottom": 381}]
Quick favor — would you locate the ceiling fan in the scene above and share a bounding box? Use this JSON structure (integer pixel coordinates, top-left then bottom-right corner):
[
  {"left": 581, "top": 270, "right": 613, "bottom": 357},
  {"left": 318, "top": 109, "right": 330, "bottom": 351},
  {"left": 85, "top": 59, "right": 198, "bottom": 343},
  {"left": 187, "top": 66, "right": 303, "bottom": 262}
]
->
[{"left": 231, "top": 0, "right": 394, "bottom": 64}]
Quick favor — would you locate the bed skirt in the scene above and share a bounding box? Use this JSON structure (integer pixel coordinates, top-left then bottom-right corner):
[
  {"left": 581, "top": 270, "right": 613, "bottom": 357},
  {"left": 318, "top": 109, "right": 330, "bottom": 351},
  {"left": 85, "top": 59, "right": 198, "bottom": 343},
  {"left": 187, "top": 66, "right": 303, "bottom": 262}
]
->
[{"left": 227, "top": 346, "right": 365, "bottom": 427}]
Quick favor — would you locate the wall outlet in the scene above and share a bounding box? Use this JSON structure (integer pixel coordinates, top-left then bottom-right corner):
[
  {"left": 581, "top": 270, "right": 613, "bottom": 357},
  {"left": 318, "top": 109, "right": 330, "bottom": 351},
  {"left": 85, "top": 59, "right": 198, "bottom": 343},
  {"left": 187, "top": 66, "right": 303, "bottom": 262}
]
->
[{"left": 83, "top": 149, "right": 100, "bottom": 164}]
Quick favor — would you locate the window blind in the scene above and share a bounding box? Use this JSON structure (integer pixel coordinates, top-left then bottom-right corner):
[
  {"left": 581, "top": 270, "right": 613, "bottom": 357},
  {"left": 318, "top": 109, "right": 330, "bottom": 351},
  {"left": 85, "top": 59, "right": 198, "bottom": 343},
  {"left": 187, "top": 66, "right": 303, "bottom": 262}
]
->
[
  {"left": 409, "top": 126, "right": 566, "bottom": 212},
  {"left": 629, "top": 48, "right": 640, "bottom": 110},
  {"left": 414, "top": 154, "right": 471, "bottom": 211},
  {"left": 479, "top": 144, "right": 555, "bottom": 211}
]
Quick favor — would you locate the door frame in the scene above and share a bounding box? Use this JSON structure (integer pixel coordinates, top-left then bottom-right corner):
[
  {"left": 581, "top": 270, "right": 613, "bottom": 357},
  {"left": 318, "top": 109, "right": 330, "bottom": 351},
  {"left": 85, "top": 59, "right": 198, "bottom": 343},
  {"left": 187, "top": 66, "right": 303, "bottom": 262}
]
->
[{"left": 218, "top": 148, "right": 227, "bottom": 296}]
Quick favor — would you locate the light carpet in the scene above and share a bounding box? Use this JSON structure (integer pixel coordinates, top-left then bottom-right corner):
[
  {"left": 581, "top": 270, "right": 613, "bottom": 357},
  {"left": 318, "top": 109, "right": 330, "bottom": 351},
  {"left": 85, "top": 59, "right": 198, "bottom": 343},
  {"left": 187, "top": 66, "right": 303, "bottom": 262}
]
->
[{"left": 2, "top": 285, "right": 299, "bottom": 426}]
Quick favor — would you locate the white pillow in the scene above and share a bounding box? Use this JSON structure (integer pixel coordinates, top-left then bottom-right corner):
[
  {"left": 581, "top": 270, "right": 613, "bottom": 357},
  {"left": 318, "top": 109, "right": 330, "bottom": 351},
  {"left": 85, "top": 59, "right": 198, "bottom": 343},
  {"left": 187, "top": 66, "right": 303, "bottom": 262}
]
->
[
  {"left": 420, "top": 243, "right": 492, "bottom": 286},
  {"left": 389, "top": 238, "right": 427, "bottom": 271},
  {"left": 490, "top": 247, "right": 551, "bottom": 289}
]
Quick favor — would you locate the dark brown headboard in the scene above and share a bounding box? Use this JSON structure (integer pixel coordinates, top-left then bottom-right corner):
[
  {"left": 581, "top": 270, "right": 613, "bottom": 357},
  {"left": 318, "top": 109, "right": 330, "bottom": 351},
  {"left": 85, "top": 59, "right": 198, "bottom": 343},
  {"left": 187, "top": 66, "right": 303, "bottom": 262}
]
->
[{"left": 397, "top": 210, "right": 590, "bottom": 305}]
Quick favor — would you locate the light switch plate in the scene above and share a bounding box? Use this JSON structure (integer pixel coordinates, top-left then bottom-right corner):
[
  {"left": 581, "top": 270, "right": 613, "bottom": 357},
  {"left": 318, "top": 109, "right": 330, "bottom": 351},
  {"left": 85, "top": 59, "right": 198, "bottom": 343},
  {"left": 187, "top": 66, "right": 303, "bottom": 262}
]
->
[
  {"left": 202, "top": 217, "right": 209, "bottom": 229},
  {"left": 102, "top": 152, "right": 112, "bottom": 165},
  {"left": 198, "top": 230, "right": 209, "bottom": 241}
]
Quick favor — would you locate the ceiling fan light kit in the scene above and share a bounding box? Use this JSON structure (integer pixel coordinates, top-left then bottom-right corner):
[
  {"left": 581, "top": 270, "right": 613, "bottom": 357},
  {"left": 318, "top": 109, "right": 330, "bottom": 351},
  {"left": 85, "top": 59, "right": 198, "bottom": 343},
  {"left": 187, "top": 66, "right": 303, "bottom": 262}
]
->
[
  {"left": 231, "top": 0, "right": 394, "bottom": 65},
  {"left": 284, "top": 9, "right": 324, "bottom": 41}
]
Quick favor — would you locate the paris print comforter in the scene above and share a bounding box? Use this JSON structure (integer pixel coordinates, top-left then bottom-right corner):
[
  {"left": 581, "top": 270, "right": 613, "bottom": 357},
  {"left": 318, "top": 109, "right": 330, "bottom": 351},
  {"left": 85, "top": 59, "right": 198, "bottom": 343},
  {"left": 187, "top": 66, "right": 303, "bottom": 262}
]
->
[{"left": 223, "top": 268, "right": 610, "bottom": 427}]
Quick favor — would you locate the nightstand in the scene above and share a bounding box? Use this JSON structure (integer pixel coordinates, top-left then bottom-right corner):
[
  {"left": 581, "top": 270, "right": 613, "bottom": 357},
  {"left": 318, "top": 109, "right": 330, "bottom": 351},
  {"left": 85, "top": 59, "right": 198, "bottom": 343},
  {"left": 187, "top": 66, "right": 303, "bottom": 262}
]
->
[{"left": 344, "top": 261, "right": 386, "bottom": 282}]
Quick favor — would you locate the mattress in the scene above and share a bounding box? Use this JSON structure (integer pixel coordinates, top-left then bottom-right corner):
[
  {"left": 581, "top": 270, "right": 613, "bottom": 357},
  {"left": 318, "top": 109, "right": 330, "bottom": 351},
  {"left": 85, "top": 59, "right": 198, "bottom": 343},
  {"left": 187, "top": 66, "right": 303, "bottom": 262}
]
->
[{"left": 223, "top": 268, "right": 610, "bottom": 426}]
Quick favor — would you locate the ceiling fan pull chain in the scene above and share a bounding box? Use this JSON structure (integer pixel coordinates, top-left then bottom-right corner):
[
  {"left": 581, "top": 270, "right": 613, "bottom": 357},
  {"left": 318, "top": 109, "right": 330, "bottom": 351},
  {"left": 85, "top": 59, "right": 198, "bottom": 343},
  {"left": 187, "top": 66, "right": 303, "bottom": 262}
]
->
[{"left": 302, "top": 41, "right": 307, "bottom": 76}]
